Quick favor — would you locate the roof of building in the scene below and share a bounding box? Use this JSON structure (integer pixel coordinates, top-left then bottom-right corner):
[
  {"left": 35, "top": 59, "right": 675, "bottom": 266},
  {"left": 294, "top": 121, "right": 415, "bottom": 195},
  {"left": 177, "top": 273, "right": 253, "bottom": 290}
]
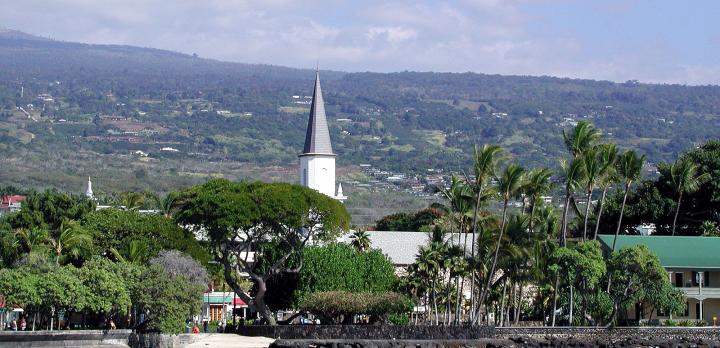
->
[
  {"left": 597, "top": 235, "right": 720, "bottom": 270},
  {"left": 302, "top": 72, "right": 333, "bottom": 155},
  {"left": 339, "top": 231, "right": 465, "bottom": 266}
]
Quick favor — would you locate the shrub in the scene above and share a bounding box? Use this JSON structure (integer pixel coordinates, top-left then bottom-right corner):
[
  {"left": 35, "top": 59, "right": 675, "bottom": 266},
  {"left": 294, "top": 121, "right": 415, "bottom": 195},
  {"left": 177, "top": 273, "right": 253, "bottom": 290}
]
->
[
  {"left": 388, "top": 313, "right": 410, "bottom": 325},
  {"left": 664, "top": 319, "right": 677, "bottom": 326},
  {"left": 300, "top": 291, "right": 413, "bottom": 324}
]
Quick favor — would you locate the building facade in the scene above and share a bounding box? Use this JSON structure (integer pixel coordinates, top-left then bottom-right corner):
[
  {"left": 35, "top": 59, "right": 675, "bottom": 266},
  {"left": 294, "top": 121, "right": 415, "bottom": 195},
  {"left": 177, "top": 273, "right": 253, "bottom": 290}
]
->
[{"left": 599, "top": 235, "right": 720, "bottom": 324}]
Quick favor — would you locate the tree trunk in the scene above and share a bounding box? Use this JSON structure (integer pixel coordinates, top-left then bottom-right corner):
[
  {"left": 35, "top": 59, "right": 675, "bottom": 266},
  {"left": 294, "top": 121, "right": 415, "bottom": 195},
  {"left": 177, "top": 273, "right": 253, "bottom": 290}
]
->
[
  {"left": 514, "top": 283, "right": 523, "bottom": 325},
  {"left": 583, "top": 189, "right": 593, "bottom": 241},
  {"left": 468, "top": 192, "right": 482, "bottom": 322},
  {"left": 569, "top": 284, "right": 574, "bottom": 326},
  {"left": 672, "top": 192, "right": 683, "bottom": 236},
  {"left": 253, "top": 279, "right": 275, "bottom": 325},
  {"left": 499, "top": 279, "right": 507, "bottom": 326},
  {"left": 593, "top": 187, "right": 608, "bottom": 240},
  {"left": 529, "top": 198, "right": 537, "bottom": 233},
  {"left": 611, "top": 182, "right": 631, "bottom": 252},
  {"left": 473, "top": 199, "right": 509, "bottom": 324},
  {"left": 551, "top": 275, "right": 559, "bottom": 327},
  {"left": 561, "top": 194, "right": 571, "bottom": 247}
]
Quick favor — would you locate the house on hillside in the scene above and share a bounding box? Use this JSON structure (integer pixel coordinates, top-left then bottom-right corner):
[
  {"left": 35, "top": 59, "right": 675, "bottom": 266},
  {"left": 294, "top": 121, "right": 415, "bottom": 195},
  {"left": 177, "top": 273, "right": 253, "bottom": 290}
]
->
[{"left": 598, "top": 235, "right": 720, "bottom": 324}]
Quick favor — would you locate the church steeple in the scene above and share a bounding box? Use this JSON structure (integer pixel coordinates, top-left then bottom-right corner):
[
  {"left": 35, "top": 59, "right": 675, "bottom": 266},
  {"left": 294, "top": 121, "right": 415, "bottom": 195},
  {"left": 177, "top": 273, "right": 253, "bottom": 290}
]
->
[
  {"left": 302, "top": 71, "right": 334, "bottom": 155},
  {"left": 85, "top": 176, "right": 94, "bottom": 199},
  {"left": 298, "top": 69, "right": 345, "bottom": 201}
]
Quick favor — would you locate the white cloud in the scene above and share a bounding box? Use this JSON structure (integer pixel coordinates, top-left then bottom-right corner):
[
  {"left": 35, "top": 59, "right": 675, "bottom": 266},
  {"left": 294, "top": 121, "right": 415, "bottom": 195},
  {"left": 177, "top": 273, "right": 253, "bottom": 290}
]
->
[{"left": 0, "top": 0, "right": 717, "bottom": 85}]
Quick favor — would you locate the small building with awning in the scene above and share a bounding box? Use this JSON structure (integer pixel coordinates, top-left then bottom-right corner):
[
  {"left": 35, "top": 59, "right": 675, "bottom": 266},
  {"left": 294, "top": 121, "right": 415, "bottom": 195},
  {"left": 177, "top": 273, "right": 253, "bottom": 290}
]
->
[
  {"left": 598, "top": 235, "right": 720, "bottom": 324},
  {"left": 201, "top": 291, "right": 248, "bottom": 322}
]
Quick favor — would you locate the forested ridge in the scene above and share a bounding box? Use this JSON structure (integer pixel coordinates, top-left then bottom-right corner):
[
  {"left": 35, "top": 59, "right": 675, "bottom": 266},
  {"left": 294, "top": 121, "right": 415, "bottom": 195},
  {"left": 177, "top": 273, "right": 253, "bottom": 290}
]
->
[{"left": 0, "top": 29, "right": 718, "bottom": 195}]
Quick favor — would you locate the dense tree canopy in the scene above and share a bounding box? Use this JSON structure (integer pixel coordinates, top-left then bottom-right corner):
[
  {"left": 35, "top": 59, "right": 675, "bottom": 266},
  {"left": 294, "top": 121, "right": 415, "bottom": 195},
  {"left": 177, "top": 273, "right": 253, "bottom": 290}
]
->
[{"left": 175, "top": 179, "right": 350, "bottom": 325}]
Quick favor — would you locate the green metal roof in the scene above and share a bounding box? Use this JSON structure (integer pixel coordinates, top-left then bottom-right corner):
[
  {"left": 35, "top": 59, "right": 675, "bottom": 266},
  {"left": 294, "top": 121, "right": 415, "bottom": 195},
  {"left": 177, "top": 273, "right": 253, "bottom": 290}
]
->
[{"left": 597, "top": 235, "right": 720, "bottom": 270}]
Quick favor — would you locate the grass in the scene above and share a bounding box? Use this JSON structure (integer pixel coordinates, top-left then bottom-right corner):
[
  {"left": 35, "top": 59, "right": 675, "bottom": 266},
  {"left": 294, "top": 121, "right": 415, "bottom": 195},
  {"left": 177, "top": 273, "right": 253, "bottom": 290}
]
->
[
  {"left": 413, "top": 130, "right": 446, "bottom": 146},
  {"left": 279, "top": 106, "right": 309, "bottom": 114}
]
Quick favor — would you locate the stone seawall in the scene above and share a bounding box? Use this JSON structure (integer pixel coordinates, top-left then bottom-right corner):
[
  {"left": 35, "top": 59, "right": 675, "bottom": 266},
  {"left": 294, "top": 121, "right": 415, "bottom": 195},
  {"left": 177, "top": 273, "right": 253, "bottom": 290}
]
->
[
  {"left": 0, "top": 331, "right": 208, "bottom": 348},
  {"left": 236, "top": 325, "right": 495, "bottom": 340},
  {"left": 263, "top": 326, "right": 720, "bottom": 348},
  {"left": 0, "top": 330, "right": 133, "bottom": 347}
]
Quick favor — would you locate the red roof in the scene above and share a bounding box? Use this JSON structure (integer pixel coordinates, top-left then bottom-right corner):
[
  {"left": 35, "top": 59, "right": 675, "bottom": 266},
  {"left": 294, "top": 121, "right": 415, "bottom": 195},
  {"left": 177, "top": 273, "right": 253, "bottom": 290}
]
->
[{"left": 1, "top": 195, "right": 25, "bottom": 205}]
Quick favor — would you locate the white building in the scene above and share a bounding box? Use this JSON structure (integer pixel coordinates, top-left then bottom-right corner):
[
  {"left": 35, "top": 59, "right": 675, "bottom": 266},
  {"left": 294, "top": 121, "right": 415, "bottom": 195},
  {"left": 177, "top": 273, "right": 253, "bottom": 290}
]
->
[{"left": 299, "top": 71, "right": 346, "bottom": 201}]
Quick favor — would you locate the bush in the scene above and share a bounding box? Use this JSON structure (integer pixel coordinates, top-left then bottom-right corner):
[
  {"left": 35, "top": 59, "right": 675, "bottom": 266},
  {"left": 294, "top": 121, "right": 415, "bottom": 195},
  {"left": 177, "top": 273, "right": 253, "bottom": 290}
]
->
[
  {"left": 300, "top": 291, "right": 413, "bottom": 324},
  {"left": 664, "top": 319, "right": 678, "bottom": 326},
  {"left": 387, "top": 313, "right": 410, "bottom": 325}
]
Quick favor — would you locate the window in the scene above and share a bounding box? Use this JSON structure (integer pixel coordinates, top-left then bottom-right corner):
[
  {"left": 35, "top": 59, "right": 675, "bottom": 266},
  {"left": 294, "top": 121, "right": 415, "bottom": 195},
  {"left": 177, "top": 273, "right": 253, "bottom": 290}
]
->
[{"left": 675, "top": 273, "right": 683, "bottom": 287}]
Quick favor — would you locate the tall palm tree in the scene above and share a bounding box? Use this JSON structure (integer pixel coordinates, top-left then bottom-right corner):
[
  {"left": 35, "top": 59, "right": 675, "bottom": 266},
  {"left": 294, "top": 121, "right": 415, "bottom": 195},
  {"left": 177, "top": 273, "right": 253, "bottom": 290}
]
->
[
  {"left": 151, "top": 192, "right": 178, "bottom": 217},
  {"left": 563, "top": 121, "right": 600, "bottom": 159},
  {"left": 611, "top": 150, "right": 646, "bottom": 251},
  {"left": 559, "top": 158, "right": 585, "bottom": 246},
  {"left": 110, "top": 239, "right": 151, "bottom": 264},
  {"left": 467, "top": 144, "right": 504, "bottom": 320},
  {"left": 47, "top": 220, "right": 92, "bottom": 265},
  {"left": 474, "top": 164, "right": 525, "bottom": 324},
  {"left": 662, "top": 158, "right": 710, "bottom": 236},
  {"left": 579, "top": 148, "right": 602, "bottom": 240},
  {"left": 593, "top": 144, "right": 618, "bottom": 239},
  {"left": 524, "top": 168, "right": 554, "bottom": 233},
  {"left": 349, "top": 229, "right": 371, "bottom": 252},
  {"left": 415, "top": 243, "right": 443, "bottom": 324},
  {"left": 14, "top": 227, "right": 49, "bottom": 254}
]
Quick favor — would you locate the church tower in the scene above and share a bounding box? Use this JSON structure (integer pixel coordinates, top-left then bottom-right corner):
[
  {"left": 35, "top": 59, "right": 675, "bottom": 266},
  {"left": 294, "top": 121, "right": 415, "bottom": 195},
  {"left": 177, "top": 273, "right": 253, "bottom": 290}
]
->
[
  {"left": 85, "top": 176, "right": 94, "bottom": 199},
  {"left": 299, "top": 71, "right": 346, "bottom": 201}
]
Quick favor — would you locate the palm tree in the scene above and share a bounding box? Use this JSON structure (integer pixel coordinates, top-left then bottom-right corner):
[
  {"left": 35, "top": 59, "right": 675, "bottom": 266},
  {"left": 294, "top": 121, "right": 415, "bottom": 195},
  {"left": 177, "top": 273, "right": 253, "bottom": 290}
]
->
[
  {"left": 524, "top": 168, "right": 553, "bottom": 233},
  {"left": 579, "top": 148, "right": 602, "bottom": 240},
  {"left": 467, "top": 144, "right": 504, "bottom": 320},
  {"left": 110, "top": 239, "right": 151, "bottom": 264},
  {"left": 474, "top": 164, "right": 525, "bottom": 324},
  {"left": 119, "top": 192, "right": 144, "bottom": 210},
  {"left": 415, "top": 243, "right": 443, "bottom": 324},
  {"left": 662, "top": 158, "right": 710, "bottom": 236},
  {"left": 14, "top": 227, "right": 49, "bottom": 254},
  {"left": 559, "top": 158, "right": 585, "bottom": 246},
  {"left": 349, "top": 229, "right": 371, "bottom": 252},
  {"left": 152, "top": 192, "right": 178, "bottom": 217},
  {"left": 47, "top": 220, "right": 92, "bottom": 265},
  {"left": 611, "top": 150, "right": 645, "bottom": 251},
  {"left": 563, "top": 121, "right": 600, "bottom": 158},
  {"left": 593, "top": 144, "right": 618, "bottom": 239}
]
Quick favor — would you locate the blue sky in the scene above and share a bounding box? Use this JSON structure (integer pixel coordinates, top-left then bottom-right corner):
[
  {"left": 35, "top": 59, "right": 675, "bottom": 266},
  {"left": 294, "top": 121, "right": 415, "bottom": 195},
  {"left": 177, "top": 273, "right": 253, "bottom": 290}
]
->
[{"left": 1, "top": 0, "right": 718, "bottom": 85}]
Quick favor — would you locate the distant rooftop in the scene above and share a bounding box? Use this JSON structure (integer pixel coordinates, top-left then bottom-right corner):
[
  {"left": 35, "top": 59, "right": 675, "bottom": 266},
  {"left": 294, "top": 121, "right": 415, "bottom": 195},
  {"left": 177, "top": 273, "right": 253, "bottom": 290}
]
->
[{"left": 597, "top": 235, "right": 720, "bottom": 270}]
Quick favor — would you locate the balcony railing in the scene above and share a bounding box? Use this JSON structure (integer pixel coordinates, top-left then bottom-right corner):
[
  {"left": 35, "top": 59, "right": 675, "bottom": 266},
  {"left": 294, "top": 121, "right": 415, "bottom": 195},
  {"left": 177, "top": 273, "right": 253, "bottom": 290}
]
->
[{"left": 678, "top": 286, "right": 720, "bottom": 299}]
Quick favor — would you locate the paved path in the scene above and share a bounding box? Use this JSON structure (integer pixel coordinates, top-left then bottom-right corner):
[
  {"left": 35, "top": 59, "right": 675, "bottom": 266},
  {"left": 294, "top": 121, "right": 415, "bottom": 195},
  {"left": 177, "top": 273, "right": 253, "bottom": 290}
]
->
[{"left": 186, "top": 334, "right": 275, "bottom": 348}]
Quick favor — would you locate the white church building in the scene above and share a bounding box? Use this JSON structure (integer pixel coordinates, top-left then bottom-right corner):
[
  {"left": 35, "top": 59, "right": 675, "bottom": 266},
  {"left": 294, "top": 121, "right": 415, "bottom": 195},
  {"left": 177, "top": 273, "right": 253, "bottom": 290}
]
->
[{"left": 299, "top": 71, "right": 346, "bottom": 201}]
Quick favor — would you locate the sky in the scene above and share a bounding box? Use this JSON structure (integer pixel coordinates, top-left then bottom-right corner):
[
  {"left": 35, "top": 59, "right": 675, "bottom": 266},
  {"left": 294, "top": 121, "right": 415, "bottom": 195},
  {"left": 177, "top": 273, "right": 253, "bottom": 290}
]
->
[{"left": 1, "top": 0, "right": 719, "bottom": 85}]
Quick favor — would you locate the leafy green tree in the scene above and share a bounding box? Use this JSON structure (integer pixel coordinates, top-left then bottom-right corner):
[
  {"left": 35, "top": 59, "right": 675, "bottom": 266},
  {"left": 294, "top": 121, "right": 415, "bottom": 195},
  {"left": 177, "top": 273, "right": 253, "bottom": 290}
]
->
[
  {"left": 135, "top": 266, "right": 204, "bottom": 333},
  {"left": 549, "top": 241, "right": 606, "bottom": 325},
  {"left": 291, "top": 243, "right": 397, "bottom": 307},
  {"left": 6, "top": 190, "right": 94, "bottom": 230},
  {"left": 174, "top": 179, "right": 350, "bottom": 325},
  {"left": 76, "top": 258, "right": 131, "bottom": 317},
  {"left": 83, "top": 208, "right": 210, "bottom": 263},
  {"left": 607, "top": 244, "right": 682, "bottom": 323},
  {"left": 38, "top": 266, "right": 90, "bottom": 329},
  {"left": 660, "top": 158, "right": 710, "bottom": 236}
]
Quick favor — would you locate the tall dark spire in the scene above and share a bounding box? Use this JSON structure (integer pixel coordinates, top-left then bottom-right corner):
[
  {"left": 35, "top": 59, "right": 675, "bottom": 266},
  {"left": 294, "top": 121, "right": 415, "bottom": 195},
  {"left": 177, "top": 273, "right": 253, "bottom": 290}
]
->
[{"left": 302, "top": 71, "right": 334, "bottom": 155}]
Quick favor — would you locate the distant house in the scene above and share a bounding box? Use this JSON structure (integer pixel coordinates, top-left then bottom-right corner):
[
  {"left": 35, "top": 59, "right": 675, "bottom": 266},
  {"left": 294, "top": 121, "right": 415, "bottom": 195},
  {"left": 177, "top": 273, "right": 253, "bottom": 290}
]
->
[
  {"left": 0, "top": 195, "right": 25, "bottom": 213},
  {"left": 598, "top": 235, "right": 720, "bottom": 324}
]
